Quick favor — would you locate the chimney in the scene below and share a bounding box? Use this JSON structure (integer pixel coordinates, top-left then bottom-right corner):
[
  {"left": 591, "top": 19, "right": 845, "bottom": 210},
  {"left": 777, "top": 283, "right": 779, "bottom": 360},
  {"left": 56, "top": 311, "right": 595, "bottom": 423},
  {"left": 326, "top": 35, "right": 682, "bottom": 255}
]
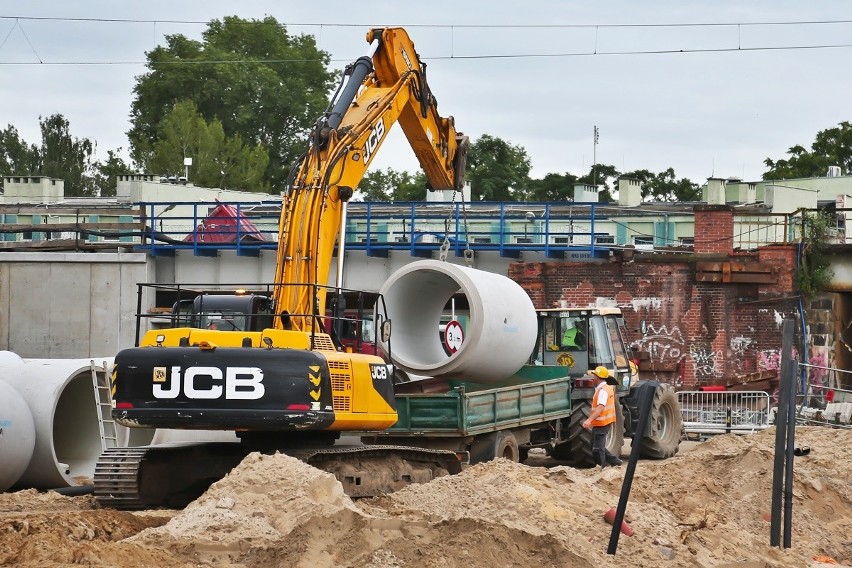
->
[
  {"left": 693, "top": 205, "right": 733, "bottom": 254},
  {"left": 618, "top": 177, "right": 642, "bottom": 207},
  {"left": 573, "top": 183, "right": 599, "bottom": 203},
  {"left": 703, "top": 178, "right": 726, "bottom": 205}
]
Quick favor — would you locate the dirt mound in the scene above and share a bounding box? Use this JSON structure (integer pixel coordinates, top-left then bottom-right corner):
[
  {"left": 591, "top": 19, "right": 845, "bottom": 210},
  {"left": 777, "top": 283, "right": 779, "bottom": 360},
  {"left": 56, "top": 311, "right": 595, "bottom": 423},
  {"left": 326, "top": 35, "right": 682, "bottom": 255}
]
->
[
  {"left": 0, "top": 427, "right": 850, "bottom": 567},
  {"left": 0, "top": 491, "right": 177, "bottom": 567}
]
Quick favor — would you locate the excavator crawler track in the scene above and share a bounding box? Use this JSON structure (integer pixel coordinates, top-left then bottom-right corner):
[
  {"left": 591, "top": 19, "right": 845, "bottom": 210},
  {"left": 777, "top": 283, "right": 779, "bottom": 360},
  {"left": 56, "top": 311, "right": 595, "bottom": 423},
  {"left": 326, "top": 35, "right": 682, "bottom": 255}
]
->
[
  {"left": 93, "top": 447, "right": 149, "bottom": 509},
  {"left": 94, "top": 442, "right": 466, "bottom": 510}
]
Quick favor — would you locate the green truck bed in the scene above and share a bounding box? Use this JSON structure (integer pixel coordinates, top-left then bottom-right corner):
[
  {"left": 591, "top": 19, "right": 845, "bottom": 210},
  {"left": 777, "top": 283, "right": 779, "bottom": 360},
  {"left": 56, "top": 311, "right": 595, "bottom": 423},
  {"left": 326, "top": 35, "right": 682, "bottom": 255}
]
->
[{"left": 386, "top": 376, "right": 572, "bottom": 437}]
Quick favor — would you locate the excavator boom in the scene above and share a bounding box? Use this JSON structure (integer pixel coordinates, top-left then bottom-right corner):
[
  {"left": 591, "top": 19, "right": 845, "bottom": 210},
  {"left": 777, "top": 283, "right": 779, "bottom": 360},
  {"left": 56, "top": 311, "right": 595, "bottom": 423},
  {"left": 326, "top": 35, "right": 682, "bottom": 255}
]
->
[{"left": 272, "top": 27, "right": 467, "bottom": 331}]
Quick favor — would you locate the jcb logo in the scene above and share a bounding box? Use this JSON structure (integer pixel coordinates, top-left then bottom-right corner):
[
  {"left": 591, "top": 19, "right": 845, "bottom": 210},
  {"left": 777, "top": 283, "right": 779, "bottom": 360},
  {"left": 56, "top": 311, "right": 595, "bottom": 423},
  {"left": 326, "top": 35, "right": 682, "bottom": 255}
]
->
[
  {"left": 363, "top": 119, "right": 386, "bottom": 164},
  {"left": 370, "top": 364, "right": 389, "bottom": 381},
  {"left": 152, "top": 366, "right": 265, "bottom": 400}
]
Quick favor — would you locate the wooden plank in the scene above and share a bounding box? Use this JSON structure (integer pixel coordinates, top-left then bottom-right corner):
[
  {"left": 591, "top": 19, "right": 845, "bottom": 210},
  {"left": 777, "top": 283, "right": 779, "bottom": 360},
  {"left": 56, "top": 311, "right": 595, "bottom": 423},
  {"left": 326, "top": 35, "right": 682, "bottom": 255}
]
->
[
  {"left": 0, "top": 222, "right": 143, "bottom": 233},
  {"left": 0, "top": 206, "right": 140, "bottom": 216}
]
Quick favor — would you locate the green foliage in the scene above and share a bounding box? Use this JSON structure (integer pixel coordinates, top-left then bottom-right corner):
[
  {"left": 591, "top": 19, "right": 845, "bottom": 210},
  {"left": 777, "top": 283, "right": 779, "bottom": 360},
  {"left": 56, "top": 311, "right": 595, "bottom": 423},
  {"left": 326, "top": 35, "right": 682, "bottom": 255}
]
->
[
  {"left": 621, "top": 167, "right": 701, "bottom": 201},
  {"left": 796, "top": 211, "right": 835, "bottom": 297},
  {"left": 0, "top": 115, "right": 110, "bottom": 197},
  {"left": 578, "top": 163, "right": 619, "bottom": 202},
  {"left": 764, "top": 121, "right": 852, "bottom": 180},
  {"left": 94, "top": 150, "right": 133, "bottom": 197},
  {"left": 129, "top": 16, "right": 335, "bottom": 189},
  {"left": 357, "top": 169, "right": 429, "bottom": 202},
  {"left": 524, "top": 172, "right": 578, "bottom": 201},
  {"left": 145, "top": 101, "right": 269, "bottom": 191},
  {"left": 0, "top": 125, "right": 39, "bottom": 175},
  {"left": 467, "top": 135, "right": 531, "bottom": 201}
]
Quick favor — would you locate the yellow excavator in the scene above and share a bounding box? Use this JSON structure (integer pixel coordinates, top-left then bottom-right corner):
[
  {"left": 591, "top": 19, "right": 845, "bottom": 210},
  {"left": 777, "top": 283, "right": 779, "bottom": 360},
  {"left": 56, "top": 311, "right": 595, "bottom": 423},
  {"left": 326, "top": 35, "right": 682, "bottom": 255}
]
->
[{"left": 94, "top": 27, "right": 468, "bottom": 508}]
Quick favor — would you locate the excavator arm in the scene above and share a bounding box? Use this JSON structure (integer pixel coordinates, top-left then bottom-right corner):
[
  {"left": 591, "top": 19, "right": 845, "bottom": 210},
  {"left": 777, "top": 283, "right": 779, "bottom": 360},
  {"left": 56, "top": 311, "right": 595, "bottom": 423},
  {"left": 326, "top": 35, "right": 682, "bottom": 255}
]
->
[
  {"left": 98, "top": 28, "right": 469, "bottom": 509},
  {"left": 272, "top": 27, "right": 468, "bottom": 331}
]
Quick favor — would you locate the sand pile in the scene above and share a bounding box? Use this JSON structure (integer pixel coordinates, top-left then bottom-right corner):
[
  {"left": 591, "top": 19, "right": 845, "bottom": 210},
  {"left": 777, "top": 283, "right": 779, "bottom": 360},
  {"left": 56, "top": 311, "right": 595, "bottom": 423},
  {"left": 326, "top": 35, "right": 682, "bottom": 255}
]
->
[{"left": 0, "top": 426, "right": 850, "bottom": 567}]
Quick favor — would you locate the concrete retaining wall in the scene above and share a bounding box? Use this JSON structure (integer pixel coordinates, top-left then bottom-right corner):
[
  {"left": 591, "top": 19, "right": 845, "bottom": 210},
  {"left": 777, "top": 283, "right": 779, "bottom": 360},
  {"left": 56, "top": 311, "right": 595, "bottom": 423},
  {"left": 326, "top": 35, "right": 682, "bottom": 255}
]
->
[{"left": 0, "top": 252, "right": 150, "bottom": 358}]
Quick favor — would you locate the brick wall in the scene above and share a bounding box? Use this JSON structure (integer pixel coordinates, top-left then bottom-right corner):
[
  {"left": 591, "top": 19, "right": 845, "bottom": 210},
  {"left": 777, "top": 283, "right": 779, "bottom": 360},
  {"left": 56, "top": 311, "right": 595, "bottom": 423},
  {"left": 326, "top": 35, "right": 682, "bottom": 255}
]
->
[
  {"left": 694, "top": 205, "right": 734, "bottom": 254},
  {"left": 509, "top": 250, "right": 799, "bottom": 388}
]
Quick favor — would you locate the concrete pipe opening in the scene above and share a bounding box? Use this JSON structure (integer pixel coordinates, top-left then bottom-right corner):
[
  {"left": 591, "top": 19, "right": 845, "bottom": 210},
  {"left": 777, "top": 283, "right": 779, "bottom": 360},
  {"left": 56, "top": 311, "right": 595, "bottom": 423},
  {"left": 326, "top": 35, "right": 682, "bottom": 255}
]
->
[
  {"left": 0, "top": 377, "right": 36, "bottom": 492},
  {"left": 377, "top": 260, "right": 537, "bottom": 383},
  {"left": 1, "top": 355, "right": 114, "bottom": 489}
]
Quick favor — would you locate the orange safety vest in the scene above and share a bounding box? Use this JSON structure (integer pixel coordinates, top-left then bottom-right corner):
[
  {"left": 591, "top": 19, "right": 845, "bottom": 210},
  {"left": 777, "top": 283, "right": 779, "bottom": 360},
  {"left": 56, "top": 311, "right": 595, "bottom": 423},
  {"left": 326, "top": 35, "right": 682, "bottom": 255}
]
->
[{"left": 590, "top": 383, "right": 616, "bottom": 427}]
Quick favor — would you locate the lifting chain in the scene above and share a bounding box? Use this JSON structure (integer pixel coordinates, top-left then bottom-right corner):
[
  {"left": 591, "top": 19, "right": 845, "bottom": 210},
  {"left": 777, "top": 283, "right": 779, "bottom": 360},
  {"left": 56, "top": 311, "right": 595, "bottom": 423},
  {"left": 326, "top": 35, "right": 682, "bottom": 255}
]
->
[{"left": 439, "top": 187, "right": 473, "bottom": 266}]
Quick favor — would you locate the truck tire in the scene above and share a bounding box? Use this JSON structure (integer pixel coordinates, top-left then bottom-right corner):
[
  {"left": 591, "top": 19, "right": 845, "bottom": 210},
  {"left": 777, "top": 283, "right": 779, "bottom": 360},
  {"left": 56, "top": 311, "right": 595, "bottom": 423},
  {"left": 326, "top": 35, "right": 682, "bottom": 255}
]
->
[
  {"left": 639, "top": 383, "right": 682, "bottom": 459},
  {"left": 469, "top": 431, "right": 520, "bottom": 464},
  {"left": 556, "top": 401, "right": 624, "bottom": 468}
]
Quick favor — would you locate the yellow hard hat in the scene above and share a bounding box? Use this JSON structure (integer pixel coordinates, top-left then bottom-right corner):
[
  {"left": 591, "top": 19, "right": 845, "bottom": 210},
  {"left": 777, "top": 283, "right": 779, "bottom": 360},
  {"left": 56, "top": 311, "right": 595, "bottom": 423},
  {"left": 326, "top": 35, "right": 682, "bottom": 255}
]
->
[{"left": 592, "top": 366, "right": 609, "bottom": 379}]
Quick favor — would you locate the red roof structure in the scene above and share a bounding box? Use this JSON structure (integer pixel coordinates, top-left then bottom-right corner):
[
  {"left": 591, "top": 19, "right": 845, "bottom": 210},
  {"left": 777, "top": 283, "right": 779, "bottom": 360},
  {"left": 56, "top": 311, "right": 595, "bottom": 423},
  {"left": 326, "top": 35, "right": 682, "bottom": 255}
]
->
[{"left": 184, "top": 201, "right": 266, "bottom": 244}]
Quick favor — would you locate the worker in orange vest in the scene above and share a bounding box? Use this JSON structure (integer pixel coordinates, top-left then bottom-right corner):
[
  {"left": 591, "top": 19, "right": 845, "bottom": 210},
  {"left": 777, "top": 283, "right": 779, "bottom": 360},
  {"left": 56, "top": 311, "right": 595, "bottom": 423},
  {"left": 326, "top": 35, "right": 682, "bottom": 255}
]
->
[{"left": 581, "top": 366, "right": 623, "bottom": 468}]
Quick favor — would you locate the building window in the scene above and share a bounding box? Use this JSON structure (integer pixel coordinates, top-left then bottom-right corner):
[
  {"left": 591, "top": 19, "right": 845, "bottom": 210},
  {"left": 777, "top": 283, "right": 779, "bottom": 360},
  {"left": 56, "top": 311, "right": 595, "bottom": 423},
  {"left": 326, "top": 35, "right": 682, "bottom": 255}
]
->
[
  {"left": 553, "top": 236, "right": 571, "bottom": 244},
  {"left": 679, "top": 237, "right": 695, "bottom": 247},
  {"left": 516, "top": 236, "right": 533, "bottom": 244},
  {"left": 473, "top": 237, "right": 492, "bottom": 244},
  {"left": 595, "top": 235, "right": 615, "bottom": 245}
]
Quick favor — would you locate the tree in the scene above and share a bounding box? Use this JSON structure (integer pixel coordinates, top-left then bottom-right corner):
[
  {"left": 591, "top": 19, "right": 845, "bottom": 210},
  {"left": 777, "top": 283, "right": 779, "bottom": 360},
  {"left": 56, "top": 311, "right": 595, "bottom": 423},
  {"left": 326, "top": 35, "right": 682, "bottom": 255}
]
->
[
  {"left": 577, "top": 164, "right": 619, "bottom": 202},
  {"left": 95, "top": 150, "right": 134, "bottom": 197},
  {"left": 764, "top": 121, "right": 852, "bottom": 180},
  {"left": 524, "top": 172, "right": 578, "bottom": 201},
  {"left": 356, "top": 169, "right": 429, "bottom": 201},
  {"left": 621, "top": 168, "right": 701, "bottom": 202},
  {"left": 394, "top": 171, "right": 428, "bottom": 201},
  {"left": 146, "top": 101, "right": 269, "bottom": 191},
  {"left": 0, "top": 125, "right": 39, "bottom": 176},
  {"left": 38, "top": 114, "right": 100, "bottom": 196},
  {"left": 1, "top": 116, "right": 126, "bottom": 197},
  {"left": 467, "top": 135, "right": 531, "bottom": 201},
  {"left": 129, "top": 16, "right": 335, "bottom": 188}
]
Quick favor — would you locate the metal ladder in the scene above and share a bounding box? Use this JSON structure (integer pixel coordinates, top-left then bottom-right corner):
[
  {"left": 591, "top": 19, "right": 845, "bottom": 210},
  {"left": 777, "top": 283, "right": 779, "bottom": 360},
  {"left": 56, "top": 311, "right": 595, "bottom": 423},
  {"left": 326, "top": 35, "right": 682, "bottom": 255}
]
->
[{"left": 91, "top": 360, "right": 118, "bottom": 451}]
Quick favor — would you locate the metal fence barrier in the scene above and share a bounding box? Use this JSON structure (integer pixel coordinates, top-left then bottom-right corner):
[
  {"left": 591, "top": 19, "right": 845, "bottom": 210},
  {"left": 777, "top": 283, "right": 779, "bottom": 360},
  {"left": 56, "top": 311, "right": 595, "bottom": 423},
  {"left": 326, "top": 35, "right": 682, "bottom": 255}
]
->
[{"left": 677, "top": 390, "right": 771, "bottom": 438}]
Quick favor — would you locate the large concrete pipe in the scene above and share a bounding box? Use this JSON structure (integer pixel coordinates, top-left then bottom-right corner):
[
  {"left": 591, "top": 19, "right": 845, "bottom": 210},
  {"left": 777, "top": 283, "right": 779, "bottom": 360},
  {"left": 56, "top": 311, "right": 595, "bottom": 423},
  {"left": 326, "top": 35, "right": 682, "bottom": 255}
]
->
[
  {"left": 0, "top": 375, "right": 36, "bottom": 492},
  {"left": 378, "top": 260, "right": 537, "bottom": 383},
  {"left": 1, "top": 354, "right": 114, "bottom": 489}
]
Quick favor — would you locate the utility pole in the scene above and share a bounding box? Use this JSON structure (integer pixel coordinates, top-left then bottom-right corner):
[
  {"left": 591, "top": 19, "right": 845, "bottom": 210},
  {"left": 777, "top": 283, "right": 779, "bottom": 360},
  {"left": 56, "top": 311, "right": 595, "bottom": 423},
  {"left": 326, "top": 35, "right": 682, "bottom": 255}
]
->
[{"left": 593, "top": 126, "right": 599, "bottom": 188}]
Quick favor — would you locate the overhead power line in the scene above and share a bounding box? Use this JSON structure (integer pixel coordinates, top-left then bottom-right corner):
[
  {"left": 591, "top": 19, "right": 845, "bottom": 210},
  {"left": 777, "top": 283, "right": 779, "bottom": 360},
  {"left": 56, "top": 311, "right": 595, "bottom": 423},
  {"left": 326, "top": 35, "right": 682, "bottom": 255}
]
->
[
  {"left": 0, "top": 42, "right": 851, "bottom": 66},
  {"left": 2, "top": 15, "right": 852, "bottom": 28}
]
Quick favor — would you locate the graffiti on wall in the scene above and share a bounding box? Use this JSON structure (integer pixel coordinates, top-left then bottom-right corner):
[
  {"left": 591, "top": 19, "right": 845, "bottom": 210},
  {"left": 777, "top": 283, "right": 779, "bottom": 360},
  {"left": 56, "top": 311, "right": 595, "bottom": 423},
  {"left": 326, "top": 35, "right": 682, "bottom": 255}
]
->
[
  {"left": 633, "top": 322, "right": 686, "bottom": 364},
  {"left": 689, "top": 345, "right": 723, "bottom": 379},
  {"left": 808, "top": 348, "right": 828, "bottom": 403},
  {"left": 730, "top": 335, "right": 755, "bottom": 355}
]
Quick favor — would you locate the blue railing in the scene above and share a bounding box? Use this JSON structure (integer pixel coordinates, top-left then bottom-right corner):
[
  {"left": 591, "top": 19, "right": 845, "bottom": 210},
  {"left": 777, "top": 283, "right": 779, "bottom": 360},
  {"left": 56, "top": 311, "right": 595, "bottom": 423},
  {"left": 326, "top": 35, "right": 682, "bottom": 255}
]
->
[{"left": 136, "top": 200, "right": 688, "bottom": 258}]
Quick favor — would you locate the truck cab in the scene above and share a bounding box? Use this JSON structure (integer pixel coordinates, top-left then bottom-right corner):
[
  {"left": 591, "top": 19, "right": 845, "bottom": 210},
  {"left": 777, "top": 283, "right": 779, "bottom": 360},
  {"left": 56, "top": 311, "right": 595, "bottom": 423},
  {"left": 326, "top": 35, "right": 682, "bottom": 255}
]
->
[{"left": 531, "top": 307, "right": 637, "bottom": 393}]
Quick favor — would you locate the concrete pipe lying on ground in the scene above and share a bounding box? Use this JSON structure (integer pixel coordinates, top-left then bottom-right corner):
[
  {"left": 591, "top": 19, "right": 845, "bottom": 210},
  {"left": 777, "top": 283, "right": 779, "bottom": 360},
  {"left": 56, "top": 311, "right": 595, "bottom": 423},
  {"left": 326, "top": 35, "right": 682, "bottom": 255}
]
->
[
  {"left": 378, "top": 259, "right": 537, "bottom": 383},
  {"left": 0, "top": 371, "right": 36, "bottom": 492},
  {"left": 1, "top": 352, "right": 114, "bottom": 489}
]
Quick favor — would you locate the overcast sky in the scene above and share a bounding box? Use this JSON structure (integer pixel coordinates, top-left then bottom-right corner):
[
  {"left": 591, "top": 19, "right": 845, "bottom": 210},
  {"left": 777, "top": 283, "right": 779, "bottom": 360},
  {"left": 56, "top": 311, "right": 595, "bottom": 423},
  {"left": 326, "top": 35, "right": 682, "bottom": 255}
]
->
[{"left": 1, "top": 1, "right": 850, "bottom": 187}]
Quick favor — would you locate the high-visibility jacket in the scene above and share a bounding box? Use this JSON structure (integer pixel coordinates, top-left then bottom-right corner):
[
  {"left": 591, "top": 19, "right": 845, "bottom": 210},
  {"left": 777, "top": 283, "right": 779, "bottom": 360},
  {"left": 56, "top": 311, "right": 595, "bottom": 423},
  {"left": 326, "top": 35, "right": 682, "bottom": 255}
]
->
[{"left": 590, "top": 383, "right": 616, "bottom": 427}]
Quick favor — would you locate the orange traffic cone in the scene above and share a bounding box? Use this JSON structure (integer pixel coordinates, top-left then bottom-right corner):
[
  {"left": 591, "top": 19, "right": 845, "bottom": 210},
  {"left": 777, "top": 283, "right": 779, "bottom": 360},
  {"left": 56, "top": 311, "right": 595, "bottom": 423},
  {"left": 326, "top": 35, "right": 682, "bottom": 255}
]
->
[{"left": 603, "top": 507, "right": 634, "bottom": 536}]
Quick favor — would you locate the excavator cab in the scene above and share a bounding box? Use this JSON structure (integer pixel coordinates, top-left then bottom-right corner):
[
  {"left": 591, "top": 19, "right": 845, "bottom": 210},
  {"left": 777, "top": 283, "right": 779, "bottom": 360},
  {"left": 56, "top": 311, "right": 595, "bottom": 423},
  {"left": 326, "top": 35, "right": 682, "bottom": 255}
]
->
[{"left": 170, "top": 293, "right": 275, "bottom": 332}]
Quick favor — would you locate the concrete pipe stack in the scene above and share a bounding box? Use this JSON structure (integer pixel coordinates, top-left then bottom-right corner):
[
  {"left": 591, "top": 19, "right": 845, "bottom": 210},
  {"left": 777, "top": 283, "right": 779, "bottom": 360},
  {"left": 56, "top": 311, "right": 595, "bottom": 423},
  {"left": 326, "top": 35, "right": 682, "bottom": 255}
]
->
[
  {"left": 0, "top": 351, "right": 114, "bottom": 490},
  {"left": 0, "top": 352, "right": 36, "bottom": 492}
]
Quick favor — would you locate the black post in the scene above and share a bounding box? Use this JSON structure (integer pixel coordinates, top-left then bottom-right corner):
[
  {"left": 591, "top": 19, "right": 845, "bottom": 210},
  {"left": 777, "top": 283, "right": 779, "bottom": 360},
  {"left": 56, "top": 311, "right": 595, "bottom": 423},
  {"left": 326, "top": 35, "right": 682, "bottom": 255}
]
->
[
  {"left": 770, "top": 319, "right": 794, "bottom": 547},
  {"left": 725, "top": 407, "right": 732, "bottom": 434},
  {"left": 783, "top": 357, "right": 797, "bottom": 548},
  {"left": 607, "top": 380, "right": 658, "bottom": 555}
]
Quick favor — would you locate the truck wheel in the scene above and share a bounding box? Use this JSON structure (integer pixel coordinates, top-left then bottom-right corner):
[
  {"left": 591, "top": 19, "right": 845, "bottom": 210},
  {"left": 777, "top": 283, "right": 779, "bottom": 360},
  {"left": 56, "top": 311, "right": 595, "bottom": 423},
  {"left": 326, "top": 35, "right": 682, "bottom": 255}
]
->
[
  {"left": 469, "top": 431, "right": 520, "bottom": 464},
  {"left": 639, "top": 383, "right": 683, "bottom": 459},
  {"left": 560, "top": 401, "right": 624, "bottom": 468}
]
